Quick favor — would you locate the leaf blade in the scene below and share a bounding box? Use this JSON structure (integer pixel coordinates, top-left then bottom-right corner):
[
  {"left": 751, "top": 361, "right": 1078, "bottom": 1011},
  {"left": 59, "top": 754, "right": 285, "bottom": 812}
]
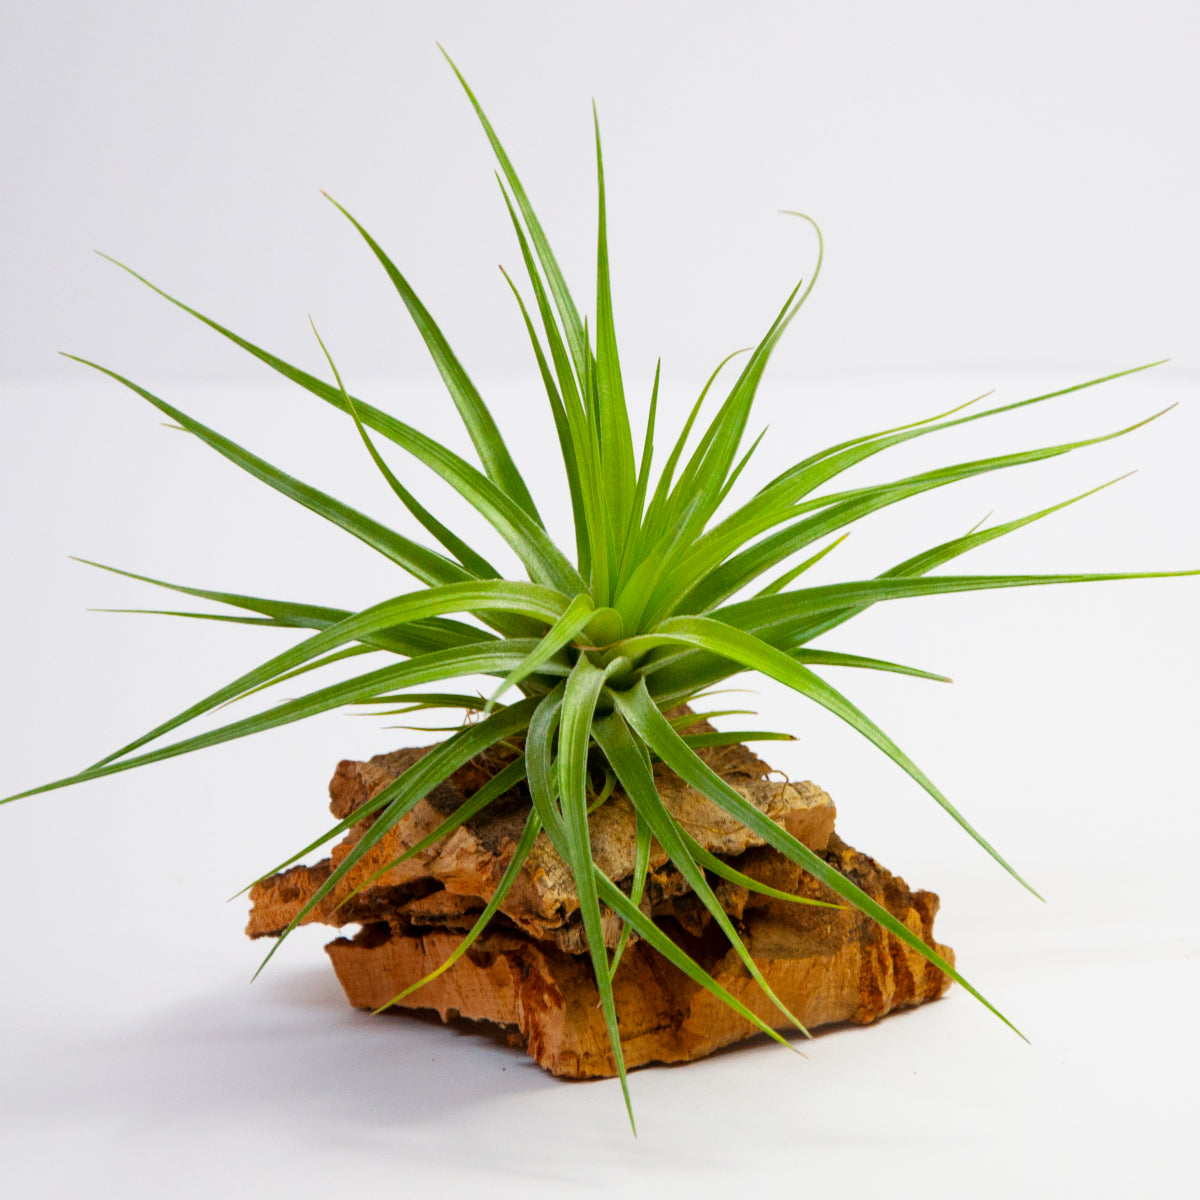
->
[
  {"left": 321, "top": 195, "right": 543, "bottom": 525},
  {"left": 616, "top": 681, "right": 1024, "bottom": 1038},
  {"left": 624, "top": 617, "right": 1038, "bottom": 896}
]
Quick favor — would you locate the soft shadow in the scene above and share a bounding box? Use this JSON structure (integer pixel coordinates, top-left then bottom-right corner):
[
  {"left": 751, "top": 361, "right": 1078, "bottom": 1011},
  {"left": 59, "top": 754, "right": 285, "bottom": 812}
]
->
[
  {"left": 5, "top": 963, "right": 957, "bottom": 1177},
  {"left": 11, "top": 966, "right": 558, "bottom": 1132}
]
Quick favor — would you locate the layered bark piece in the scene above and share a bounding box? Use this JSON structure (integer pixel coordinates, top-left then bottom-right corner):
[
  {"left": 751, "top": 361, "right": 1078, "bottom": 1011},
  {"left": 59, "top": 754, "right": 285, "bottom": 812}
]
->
[
  {"left": 247, "top": 731, "right": 837, "bottom": 954},
  {"left": 248, "top": 724, "right": 952, "bottom": 1077},
  {"left": 324, "top": 834, "right": 951, "bottom": 1077}
]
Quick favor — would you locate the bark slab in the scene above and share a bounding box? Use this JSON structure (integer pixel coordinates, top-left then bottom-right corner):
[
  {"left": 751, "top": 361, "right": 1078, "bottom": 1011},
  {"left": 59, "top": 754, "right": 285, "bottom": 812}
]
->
[{"left": 247, "top": 722, "right": 953, "bottom": 1077}]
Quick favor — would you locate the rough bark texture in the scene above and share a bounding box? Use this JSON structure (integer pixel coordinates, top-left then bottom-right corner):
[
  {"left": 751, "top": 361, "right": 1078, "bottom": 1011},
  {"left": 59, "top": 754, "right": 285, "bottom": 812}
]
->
[
  {"left": 247, "top": 730, "right": 837, "bottom": 955},
  {"left": 248, "top": 719, "right": 953, "bottom": 1077}
]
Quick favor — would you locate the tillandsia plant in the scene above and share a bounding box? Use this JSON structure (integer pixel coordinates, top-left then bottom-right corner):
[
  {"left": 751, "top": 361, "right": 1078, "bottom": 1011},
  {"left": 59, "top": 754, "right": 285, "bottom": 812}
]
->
[{"left": 5, "top": 50, "right": 1196, "bottom": 1129}]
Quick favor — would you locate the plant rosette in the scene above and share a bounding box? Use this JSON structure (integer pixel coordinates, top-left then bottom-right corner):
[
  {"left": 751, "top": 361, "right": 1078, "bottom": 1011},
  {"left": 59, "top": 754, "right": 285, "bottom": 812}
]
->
[{"left": 5, "top": 48, "right": 1195, "bottom": 1133}]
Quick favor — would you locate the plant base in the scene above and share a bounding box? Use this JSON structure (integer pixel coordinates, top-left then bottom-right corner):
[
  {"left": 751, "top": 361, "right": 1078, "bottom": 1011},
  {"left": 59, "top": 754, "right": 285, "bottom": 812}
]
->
[
  {"left": 325, "top": 833, "right": 950, "bottom": 1077},
  {"left": 248, "top": 726, "right": 953, "bottom": 1077}
]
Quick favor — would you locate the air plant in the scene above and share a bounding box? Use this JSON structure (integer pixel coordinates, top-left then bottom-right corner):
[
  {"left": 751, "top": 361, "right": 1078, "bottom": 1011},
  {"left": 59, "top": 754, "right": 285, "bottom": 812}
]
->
[{"left": 4, "top": 50, "right": 1193, "bottom": 1132}]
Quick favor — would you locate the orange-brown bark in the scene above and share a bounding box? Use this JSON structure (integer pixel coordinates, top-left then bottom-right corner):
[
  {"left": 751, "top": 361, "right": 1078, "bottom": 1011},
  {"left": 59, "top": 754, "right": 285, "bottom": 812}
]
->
[{"left": 247, "top": 721, "right": 952, "bottom": 1077}]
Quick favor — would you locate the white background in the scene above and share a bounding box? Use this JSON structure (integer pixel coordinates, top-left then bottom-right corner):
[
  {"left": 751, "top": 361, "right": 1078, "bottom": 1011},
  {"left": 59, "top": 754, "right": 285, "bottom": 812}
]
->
[{"left": 2, "top": 3, "right": 1198, "bottom": 1197}]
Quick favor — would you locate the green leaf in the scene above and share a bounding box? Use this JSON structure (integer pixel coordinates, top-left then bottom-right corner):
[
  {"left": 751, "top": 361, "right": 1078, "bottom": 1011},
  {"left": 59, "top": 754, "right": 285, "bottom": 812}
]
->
[
  {"left": 87, "top": 580, "right": 566, "bottom": 771},
  {"left": 485, "top": 592, "right": 594, "bottom": 710},
  {"left": 716, "top": 568, "right": 1200, "bottom": 650},
  {"left": 676, "top": 828, "right": 843, "bottom": 910},
  {"left": 441, "top": 48, "right": 590, "bottom": 387},
  {"left": 214, "top": 644, "right": 379, "bottom": 710},
  {"left": 320, "top": 195, "right": 543, "bottom": 525},
  {"left": 67, "top": 356, "right": 477, "bottom": 589},
  {"left": 525, "top": 684, "right": 567, "bottom": 839},
  {"left": 630, "top": 360, "right": 660, "bottom": 537},
  {"left": 593, "top": 870, "right": 803, "bottom": 1052},
  {"left": 241, "top": 751, "right": 528, "bottom": 904},
  {"left": 680, "top": 729, "right": 796, "bottom": 748},
  {"left": 91, "top": 258, "right": 585, "bottom": 594},
  {"left": 667, "top": 385, "right": 1173, "bottom": 619},
  {"left": 88, "top": 608, "right": 297, "bottom": 628},
  {"left": 309, "top": 317, "right": 500, "bottom": 580},
  {"left": 499, "top": 262, "right": 592, "bottom": 579},
  {"left": 775, "top": 478, "right": 1142, "bottom": 650},
  {"left": 373, "top": 807, "right": 543, "bottom": 1011},
  {"left": 3, "top": 640, "right": 557, "bottom": 805},
  {"left": 253, "top": 698, "right": 539, "bottom": 979},
  {"left": 616, "top": 681, "right": 1025, "bottom": 1038},
  {"left": 755, "top": 533, "right": 849, "bottom": 597},
  {"left": 714, "top": 426, "right": 768, "bottom": 510},
  {"left": 638, "top": 349, "right": 748, "bottom": 545},
  {"left": 677, "top": 481, "right": 1146, "bottom": 715},
  {"left": 495, "top": 185, "right": 588, "bottom": 436},
  {"left": 70, "top": 557, "right": 489, "bottom": 654},
  {"left": 587, "top": 769, "right": 618, "bottom": 815},
  {"left": 591, "top": 107, "right": 638, "bottom": 555},
  {"left": 791, "top": 649, "right": 951, "bottom": 683},
  {"left": 758, "top": 359, "right": 1167, "bottom": 500},
  {"left": 557, "top": 655, "right": 635, "bottom": 1127},
  {"left": 350, "top": 690, "right": 491, "bottom": 713},
  {"left": 662, "top": 215, "right": 824, "bottom": 539},
  {"left": 771, "top": 390, "right": 992, "bottom": 483},
  {"left": 618, "top": 618, "right": 1038, "bottom": 896},
  {"left": 330, "top": 755, "right": 529, "bottom": 910},
  {"left": 593, "top": 712, "right": 809, "bottom": 1035},
  {"left": 668, "top": 708, "right": 756, "bottom": 729},
  {"left": 607, "top": 806, "right": 650, "bottom": 978}
]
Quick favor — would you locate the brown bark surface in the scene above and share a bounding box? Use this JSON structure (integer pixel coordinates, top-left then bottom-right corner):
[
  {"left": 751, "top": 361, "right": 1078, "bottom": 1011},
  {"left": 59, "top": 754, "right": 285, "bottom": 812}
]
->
[
  {"left": 247, "top": 726, "right": 836, "bottom": 954},
  {"left": 248, "top": 722, "right": 952, "bottom": 1077}
]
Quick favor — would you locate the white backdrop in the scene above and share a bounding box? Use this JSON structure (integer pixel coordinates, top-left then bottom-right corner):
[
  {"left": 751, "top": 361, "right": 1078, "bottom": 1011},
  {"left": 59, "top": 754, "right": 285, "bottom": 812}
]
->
[
  {"left": 2, "top": 4, "right": 1199, "bottom": 1198},
  {"left": 2, "top": 0, "right": 1199, "bottom": 384}
]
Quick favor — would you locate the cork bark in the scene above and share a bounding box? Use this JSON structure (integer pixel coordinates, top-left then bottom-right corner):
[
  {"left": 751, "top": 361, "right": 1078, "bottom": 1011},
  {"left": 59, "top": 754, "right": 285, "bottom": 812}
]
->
[{"left": 248, "top": 719, "right": 952, "bottom": 1077}]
